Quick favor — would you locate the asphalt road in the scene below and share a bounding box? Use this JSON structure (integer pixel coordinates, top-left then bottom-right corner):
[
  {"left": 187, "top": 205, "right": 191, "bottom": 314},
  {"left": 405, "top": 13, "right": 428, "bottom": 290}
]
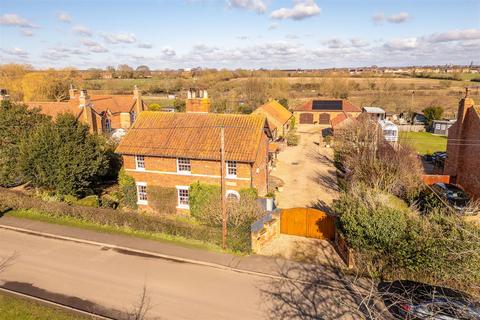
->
[{"left": 0, "top": 229, "right": 270, "bottom": 319}]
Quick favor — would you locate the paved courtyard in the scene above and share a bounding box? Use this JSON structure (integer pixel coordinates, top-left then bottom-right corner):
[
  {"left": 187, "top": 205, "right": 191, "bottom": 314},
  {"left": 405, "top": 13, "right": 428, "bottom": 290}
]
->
[{"left": 272, "top": 124, "right": 339, "bottom": 210}]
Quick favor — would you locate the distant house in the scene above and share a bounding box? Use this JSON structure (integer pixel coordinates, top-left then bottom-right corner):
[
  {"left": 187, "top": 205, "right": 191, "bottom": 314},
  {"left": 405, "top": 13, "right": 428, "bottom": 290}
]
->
[
  {"left": 293, "top": 99, "right": 361, "bottom": 125},
  {"left": 432, "top": 119, "right": 456, "bottom": 136},
  {"left": 253, "top": 100, "right": 293, "bottom": 139},
  {"left": 362, "top": 107, "right": 386, "bottom": 121},
  {"left": 444, "top": 90, "right": 480, "bottom": 199},
  {"left": 115, "top": 90, "right": 272, "bottom": 211},
  {"left": 27, "top": 86, "right": 145, "bottom": 134}
]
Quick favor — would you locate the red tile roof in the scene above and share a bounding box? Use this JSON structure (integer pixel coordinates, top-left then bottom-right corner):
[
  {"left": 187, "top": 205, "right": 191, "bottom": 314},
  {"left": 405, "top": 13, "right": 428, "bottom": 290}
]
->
[
  {"left": 296, "top": 99, "right": 361, "bottom": 112},
  {"left": 115, "top": 111, "right": 270, "bottom": 163},
  {"left": 254, "top": 100, "right": 292, "bottom": 127}
]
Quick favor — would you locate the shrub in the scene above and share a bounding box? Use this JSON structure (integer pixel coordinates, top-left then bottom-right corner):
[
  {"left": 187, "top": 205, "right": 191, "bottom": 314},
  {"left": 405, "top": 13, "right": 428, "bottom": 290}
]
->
[
  {"left": 148, "top": 186, "right": 177, "bottom": 214},
  {"left": 0, "top": 187, "right": 224, "bottom": 250},
  {"left": 100, "top": 194, "right": 119, "bottom": 209},
  {"left": 286, "top": 131, "right": 300, "bottom": 146},
  {"left": 75, "top": 195, "right": 100, "bottom": 208},
  {"left": 118, "top": 169, "right": 137, "bottom": 209},
  {"left": 148, "top": 103, "right": 161, "bottom": 111},
  {"left": 189, "top": 182, "right": 264, "bottom": 252}
]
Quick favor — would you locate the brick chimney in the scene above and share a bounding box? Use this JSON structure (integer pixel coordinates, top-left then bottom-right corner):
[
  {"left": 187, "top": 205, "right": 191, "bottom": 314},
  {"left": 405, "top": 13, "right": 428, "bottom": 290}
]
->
[
  {"left": 69, "top": 84, "right": 77, "bottom": 100},
  {"left": 186, "top": 89, "right": 210, "bottom": 113},
  {"left": 456, "top": 88, "right": 475, "bottom": 125},
  {"left": 133, "top": 85, "right": 143, "bottom": 115},
  {"left": 79, "top": 89, "right": 95, "bottom": 132},
  {"left": 0, "top": 89, "right": 9, "bottom": 102}
]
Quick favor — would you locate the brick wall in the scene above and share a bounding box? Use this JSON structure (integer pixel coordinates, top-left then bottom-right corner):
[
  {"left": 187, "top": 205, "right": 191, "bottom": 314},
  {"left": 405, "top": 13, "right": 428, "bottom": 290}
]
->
[
  {"left": 293, "top": 111, "right": 360, "bottom": 124},
  {"left": 445, "top": 97, "right": 480, "bottom": 200},
  {"left": 123, "top": 153, "right": 269, "bottom": 210}
]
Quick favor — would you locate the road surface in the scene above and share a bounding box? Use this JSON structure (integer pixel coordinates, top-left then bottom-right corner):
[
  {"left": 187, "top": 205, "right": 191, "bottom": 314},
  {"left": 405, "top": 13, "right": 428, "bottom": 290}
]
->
[{"left": 0, "top": 228, "right": 270, "bottom": 319}]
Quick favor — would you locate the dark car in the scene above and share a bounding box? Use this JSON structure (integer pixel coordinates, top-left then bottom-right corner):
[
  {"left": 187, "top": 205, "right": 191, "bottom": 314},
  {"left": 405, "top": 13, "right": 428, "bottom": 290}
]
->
[
  {"left": 430, "top": 183, "right": 470, "bottom": 211},
  {"left": 378, "top": 280, "right": 480, "bottom": 320}
]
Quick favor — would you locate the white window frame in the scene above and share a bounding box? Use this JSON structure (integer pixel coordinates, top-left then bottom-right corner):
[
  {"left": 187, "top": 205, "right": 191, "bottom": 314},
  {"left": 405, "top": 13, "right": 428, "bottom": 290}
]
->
[
  {"left": 135, "top": 155, "right": 145, "bottom": 171},
  {"left": 176, "top": 158, "right": 191, "bottom": 174},
  {"left": 226, "top": 160, "right": 237, "bottom": 178},
  {"left": 226, "top": 190, "right": 240, "bottom": 201},
  {"left": 176, "top": 186, "right": 190, "bottom": 209},
  {"left": 136, "top": 182, "right": 148, "bottom": 205}
]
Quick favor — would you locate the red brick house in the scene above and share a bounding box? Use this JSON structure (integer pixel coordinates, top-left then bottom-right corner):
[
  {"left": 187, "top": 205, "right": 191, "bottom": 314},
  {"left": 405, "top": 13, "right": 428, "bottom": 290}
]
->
[
  {"left": 27, "top": 86, "right": 145, "bottom": 134},
  {"left": 115, "top": 92, "right": 272, "bottom": 211},
  {"left": 444, "top": 90, "right": 480, "bottom": 199},
  {"left": 293, "top": 99, "right": 361, "bottom": 125}
]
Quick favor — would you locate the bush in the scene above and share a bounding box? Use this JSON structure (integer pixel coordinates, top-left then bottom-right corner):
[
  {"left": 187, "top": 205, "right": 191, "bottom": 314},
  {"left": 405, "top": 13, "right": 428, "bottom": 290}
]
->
[
  {"left": 148, "top": 186, "right": 177, "bottom": 214},
  {"left": 334, "top": 188, "right": 480, "bottom": 296},
  {"left": 75, "top": 195, "right": 100, "bottom": 208},
  {"left": 286, "top": 131, "right": 300, "bottom": 146},
  {"left": 0, "top": 187, "right": 225, "bottom": 250},
  {"left": 100, "top": 194, "right": 119, "bottom": 209},
  {"left": 148, "top": 103, "right": 161, "bottom": 111},
  {"left": 189, "top": 182, "right": 264, "bottom": 252},
  {"left": 118, "top": 169, "right": 137, "bottom": 209}
]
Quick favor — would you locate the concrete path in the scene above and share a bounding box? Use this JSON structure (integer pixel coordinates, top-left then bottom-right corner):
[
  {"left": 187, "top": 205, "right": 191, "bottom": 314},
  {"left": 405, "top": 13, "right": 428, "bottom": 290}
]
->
[{"left": 272, "top": 124, "right": 339, "bottom": 210}]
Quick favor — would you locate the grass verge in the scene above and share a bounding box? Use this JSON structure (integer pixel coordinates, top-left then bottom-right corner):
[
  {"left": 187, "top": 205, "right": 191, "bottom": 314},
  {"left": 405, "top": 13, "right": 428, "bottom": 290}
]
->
[
  {"left": 7, "top": 209, "right": 237, "bottom": 254},
  {"left": 399, "top": 131, "right": 447, "bottom": 155},
  {"left": 0, "top": 291, "right": 92, "bottom": 320}
]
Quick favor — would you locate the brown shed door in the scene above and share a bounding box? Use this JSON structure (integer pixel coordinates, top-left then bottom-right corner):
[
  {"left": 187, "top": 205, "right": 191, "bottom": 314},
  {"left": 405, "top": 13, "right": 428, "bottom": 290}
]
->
[
  {"left": 299, "top": 113, "right": 313, "bottom": 124},
  {"left": 319, "top": 113, "right": 330, "bottom": 124}
]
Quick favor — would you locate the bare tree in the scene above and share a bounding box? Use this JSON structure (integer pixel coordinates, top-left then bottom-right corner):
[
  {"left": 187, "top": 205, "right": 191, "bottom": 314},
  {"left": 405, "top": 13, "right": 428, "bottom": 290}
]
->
[{"left": 129, "top": 285, "right": 153, "bottom": 320}]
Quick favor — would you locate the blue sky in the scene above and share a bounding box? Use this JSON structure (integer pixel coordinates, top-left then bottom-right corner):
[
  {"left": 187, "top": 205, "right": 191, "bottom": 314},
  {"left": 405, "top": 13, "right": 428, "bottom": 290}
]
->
[{"left": 1, "top": 0, "right": 479, "bottom": 69}]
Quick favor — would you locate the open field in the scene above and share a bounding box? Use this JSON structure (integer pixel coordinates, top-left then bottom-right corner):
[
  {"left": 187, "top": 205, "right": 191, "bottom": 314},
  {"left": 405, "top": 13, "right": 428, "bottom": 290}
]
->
[
  {"left": 0, "top": 291, "right": 92, "bottom": 320},
  {"left": 83, "top": 75, "right": 480, "bottom": 117},
  {"left": 399, "top": 131, "right": 448, "bottom": 155}
]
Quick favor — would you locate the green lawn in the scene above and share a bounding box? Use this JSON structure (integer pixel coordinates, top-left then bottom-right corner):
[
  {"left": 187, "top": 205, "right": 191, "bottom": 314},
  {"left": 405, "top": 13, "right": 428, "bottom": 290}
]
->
[
  {"left": 399, "top": 131, "right": 448, "bottom": 155},
  {"left": 7, "top": 209, "right": 239, "bottom": 254},
  {"left": 0, "top": 292, "right": 93, "bottom": 320}
]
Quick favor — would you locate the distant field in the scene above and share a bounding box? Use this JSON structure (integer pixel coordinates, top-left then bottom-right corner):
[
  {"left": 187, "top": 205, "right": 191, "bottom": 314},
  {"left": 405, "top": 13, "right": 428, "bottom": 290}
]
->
[{"left": 399, "top": 131, "right": 448, "bottom": 155}]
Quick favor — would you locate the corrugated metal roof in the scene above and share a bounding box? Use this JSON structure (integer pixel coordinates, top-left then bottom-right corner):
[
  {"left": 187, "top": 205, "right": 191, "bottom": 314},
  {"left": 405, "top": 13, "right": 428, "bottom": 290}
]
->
[
  {"left": 115, "top": 111, "right": 269, "bottom": 163},
  {"left": 362, "top": 107, "right": 386, "bottom": 114}
]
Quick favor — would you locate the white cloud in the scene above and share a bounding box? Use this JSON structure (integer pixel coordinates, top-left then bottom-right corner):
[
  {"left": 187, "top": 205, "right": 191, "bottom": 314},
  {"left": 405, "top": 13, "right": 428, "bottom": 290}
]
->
[
  {"left": 81, "top": 39, "right": 108, "bottom": 53},
  {"left": 73, "top": 25, "right": 92, "bottom": 37},
  {"left": 270, "top": 0, "right": 321, "bottom": 20},
  {"left": 324, "top": 38, "right": 346, "bottom": 49},
  {"left": 237, "top": 35, "right": 249, "bottom": 40},
  {"left": 286, "top": 34, "right": 299, "bottom": 40},
  {"left": 0, "top": 13, "right": 37, "bottom": 28},
  {"left": 102, "top": 32, "right": 136, "bottom": 44},
  {"left": 162, "top": 47, "right": 176, "bottom": 58},
  {"left": 384, "top": 38, "right": 418, "bottom": 50},
  {"left": 58, "top": 12, "right": 71, "bottom": 23},
  {"left": 371, "top": 12, "right": 384, "bottom": 24},
  {"left": 21, "top": 29, "right": 34, "bottom": 37},
  {"left": 426, "top": 28, "right": 480, "bottom": 43},
  {"left": 1, "top": 47, "right": 29, "bottom": 57},
  {"left": 350, "top": 38, "right": 369, "bottom": 48},
  {"left": 387, "top": 12, "right": 410, "bottom": 24},
  {"left": 138, "top": 43, "right": 153, "bottom": 49},
  {"left": 227, "top": 0, "right": 267, "bottom": 13},
  {"left": 268, "top": 22, "right": 279, "bottom": 30}
]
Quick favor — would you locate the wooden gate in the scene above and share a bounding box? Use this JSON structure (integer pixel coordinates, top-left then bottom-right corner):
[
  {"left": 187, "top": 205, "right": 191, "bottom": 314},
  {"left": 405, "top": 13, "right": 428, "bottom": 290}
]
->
[
  {"left": 299, "top": 113, "right": 314, "bottom": 124},
  {"left": 280, "top": 208, "right": 335, "bottom": 240}
]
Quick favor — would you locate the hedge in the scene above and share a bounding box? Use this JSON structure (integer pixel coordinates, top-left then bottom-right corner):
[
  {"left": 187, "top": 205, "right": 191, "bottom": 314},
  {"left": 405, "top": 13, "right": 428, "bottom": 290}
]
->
[{"left": 0, "top": 187, "right": 223, "bottom": 248}]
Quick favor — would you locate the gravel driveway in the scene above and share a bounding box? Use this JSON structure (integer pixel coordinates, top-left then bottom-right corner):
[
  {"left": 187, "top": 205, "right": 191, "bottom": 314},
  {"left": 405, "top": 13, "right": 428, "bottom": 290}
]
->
[{"left": 271, "top": 124, "right": 339, "bottom": 210}]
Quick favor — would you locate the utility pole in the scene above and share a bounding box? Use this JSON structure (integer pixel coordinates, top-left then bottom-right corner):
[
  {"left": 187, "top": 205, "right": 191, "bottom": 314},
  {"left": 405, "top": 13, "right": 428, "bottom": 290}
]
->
[{"left": 220, "top": 127, "right": 227, "bottom": 250}]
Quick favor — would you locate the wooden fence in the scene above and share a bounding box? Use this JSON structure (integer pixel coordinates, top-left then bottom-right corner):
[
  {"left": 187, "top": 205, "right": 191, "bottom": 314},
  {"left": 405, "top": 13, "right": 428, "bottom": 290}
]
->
[{"left": 280, "top": 208, "right": 335, "bottom": 240}]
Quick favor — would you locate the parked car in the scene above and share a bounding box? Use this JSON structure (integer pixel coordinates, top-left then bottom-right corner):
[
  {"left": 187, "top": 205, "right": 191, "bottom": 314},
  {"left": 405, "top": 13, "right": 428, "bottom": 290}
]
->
[
  {"left": 430, "top": 183, "right": 471, "bottom": 211},
  {"left": 378, "top": 280, "right": 480, "bottom": 320}
]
